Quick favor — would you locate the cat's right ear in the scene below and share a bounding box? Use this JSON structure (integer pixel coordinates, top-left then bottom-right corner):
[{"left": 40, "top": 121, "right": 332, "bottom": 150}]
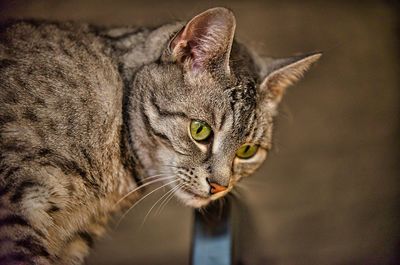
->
[
  {"left": 166, "top": 7, "right": 236, "bottom": 75},
  {"left": 259, "top": 53, "right": 322, "bottom": 112}
]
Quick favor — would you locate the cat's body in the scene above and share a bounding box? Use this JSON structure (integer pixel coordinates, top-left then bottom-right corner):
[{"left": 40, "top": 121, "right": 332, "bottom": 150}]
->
[
  {"left": 0, "top": 21, "right": 137, "bottom": 264},
  {"left": 0, "top": 8, "right": 320, "bottom": 264}
]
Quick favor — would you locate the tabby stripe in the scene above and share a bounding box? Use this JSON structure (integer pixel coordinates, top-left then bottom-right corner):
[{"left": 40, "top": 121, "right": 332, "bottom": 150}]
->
[
  {"left": 2, "top": 90, "right": 19, "bottom": 104},
  {"left": 234, "top": 106, "right": 244, "bottom": 134},
  {"left": 34, "top": 97, "right": 46, "bottom": 107},
  {"left": 150, "top": 96, "right": 188, "bottom": 119},
  {"left": 77, "top": 231, "right": 94, "bottom": 248},
  {"left": 120, "top": 59, "right": 136, "bottom": 178},
  {"left": 49, "top": 159, "right": 87, "bottom": 178},
  {"left": 0, "top": 58, "right": 16, "bottom": 69},
  {"left": 0, "top": 215, "right": 30, "bottom": 228},
  {"left": 0, "top": 182, "right": 12, "bottom": 197},
  {"left": 0, "top": 235, "right": 14, "bottom": 244},
  {"left": 140, "top": 105, "right": 188, "bottom": 156},
  {"left": 22, "top": 153, "right": 36, "bottom": 162},
  {"left": 15, "top": 236, "right": 50, "bottom": 257},
  {"left": 0, "top": 215, "right": 45, "bottom": 239},
  {"left": 252, "top": 122, "right": 265, "bottom": 144},
  {"left": 0, "top": 164, "right": 5, "bottom": 176},
  {"left": 11, "top": 180, "right": 42, "bottom": 203},
  {"left": 140, "top": 104, "right": 171, "bottom": 143},
  {"left": 3, "top": 166, "right": 21, "bottom": 179},
  {"left": 0, "top": 252, "right": 32, "bottom": 264},
  {"left": 40, "top": 157, "right": 100, "bottom": 192},
  {"left": 47, "top": 205, "right": 60, "bottom": 214},
  {"left": 211, "top": 111, "right": 217, "bottom": 128},
  {"left": 1, "top": 142, "right": 27, "bottom": 153},
  {"left": 229, "top": 101, "right": 236, "bottom": 131},
  {"left": 218, "top": 111, "right": 227, "bottom": 131},
  {"left": 80, "top": 147, "right": 94, "bottom": 167},
  {"left": 58, "top": 36, "right": 75, "bottom": 58},
  {"left": 245, "top": 111, "right": 257, "bottom": 138},
  {"left": 37, "top": 148, "right": 52, "bottom": 157},
  {"left": 120, "top": 122, "right": 143, "bottom": 184},
  {"left": 22, "top": 107, "right": 39, "bottom": 122},
  {"left": 148, "top": 97, "right": 191, "bottom": 155}
]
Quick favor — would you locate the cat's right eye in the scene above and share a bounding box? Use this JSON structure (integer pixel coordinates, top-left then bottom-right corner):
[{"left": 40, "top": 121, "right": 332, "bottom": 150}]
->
[
  {"left": 190, "top": 120, "right": 212, "bottom": 142},
  {"left": 236, "top": 143, "right": 258, "bottom": 159}
]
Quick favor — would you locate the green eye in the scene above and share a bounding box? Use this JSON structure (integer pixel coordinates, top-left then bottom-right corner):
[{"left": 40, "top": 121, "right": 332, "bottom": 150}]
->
[
  {"left": 190, "top": 120, "right": 212, "bottom": 141},
  {"left": 236, "top": 144, "right": 258, "bottom": 159}
]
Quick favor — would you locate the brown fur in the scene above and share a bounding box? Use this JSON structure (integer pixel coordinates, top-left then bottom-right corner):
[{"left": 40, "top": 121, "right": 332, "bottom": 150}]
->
[{"left": 0, "top": 21, "right": 138, "bottom": 264}]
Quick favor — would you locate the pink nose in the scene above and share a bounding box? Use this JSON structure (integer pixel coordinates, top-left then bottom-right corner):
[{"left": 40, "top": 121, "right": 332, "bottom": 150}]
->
[{"left": 209, "top": 182, "right": 228, "bottom": 194}]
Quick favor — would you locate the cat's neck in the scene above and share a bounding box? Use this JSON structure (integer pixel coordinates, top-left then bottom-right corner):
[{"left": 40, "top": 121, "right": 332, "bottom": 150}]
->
[{"left": 100, "top": 22, "right": 183, "bottom": 83}]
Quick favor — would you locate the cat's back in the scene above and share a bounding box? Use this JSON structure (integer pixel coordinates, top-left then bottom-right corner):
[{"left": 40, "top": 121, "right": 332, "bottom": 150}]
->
[
  {"left": 0, "top": 20, "right": 126, "bottom": 196},
  {"left": 0, "top": 20, "right": 131, "bottom": 263},
  {"left": 0, "top": 20, "right": 123, "bottom": 159}
]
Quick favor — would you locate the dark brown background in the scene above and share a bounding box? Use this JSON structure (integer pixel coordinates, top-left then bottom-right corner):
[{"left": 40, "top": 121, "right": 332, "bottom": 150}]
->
[{"left": 1, "top": 1, "right": 399, "bottom": 264}]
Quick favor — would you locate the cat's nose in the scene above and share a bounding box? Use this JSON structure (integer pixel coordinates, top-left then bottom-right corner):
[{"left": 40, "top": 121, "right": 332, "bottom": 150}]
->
[{"left": 208, "top": 181, "right": 228, "bottom": 195}]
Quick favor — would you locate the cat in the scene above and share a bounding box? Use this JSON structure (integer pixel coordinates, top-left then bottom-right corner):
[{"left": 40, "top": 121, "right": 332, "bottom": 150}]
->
[{"left": 0, "top": 7, "right": 320, "bottom": 265}]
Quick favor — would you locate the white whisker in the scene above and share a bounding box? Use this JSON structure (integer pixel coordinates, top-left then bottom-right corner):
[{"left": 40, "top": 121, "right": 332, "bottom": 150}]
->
[
  {"left": 143, "top": 173, "right": 172, "bottom": 181},
  {"left": 115, "top": 179, "right": 179, "bottom": 228},
  {"left": 160, "top": 164, "right": 181, "bottom": 169},
  {"left": 140, "top": 183, "right": 181, "bottom": 227},
  {"left": 115, "top": 175, "right": 176, "bottom": 207},
  {"left": 156, "top": 183, "right": 183, "bottom": 215}
]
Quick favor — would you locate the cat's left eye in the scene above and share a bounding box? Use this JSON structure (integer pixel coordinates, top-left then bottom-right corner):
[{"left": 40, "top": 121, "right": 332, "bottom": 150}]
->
[
  {"left": 236, "top": 144, "right": 258, "bottom": 159},
  {"left": 190, "top": 120, "right": 212, "bottom": 142}
]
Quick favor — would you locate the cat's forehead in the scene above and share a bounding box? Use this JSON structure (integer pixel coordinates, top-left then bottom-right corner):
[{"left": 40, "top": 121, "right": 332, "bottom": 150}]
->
[
  {"left": 225, "top": 82, "right": 257, "bottom": 108},
  {"left": 185, "top": 72, "right": 256, "bottom": 115}
]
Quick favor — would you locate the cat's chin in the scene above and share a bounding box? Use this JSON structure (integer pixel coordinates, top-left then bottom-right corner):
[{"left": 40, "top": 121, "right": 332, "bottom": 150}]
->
[{"left": 175, "top": 190, "right": 211, "bottom": 208}]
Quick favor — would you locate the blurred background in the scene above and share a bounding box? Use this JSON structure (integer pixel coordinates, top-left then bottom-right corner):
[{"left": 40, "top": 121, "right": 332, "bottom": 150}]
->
[{"left": 0, "top": 1, "right": 399, "bottom": 264}]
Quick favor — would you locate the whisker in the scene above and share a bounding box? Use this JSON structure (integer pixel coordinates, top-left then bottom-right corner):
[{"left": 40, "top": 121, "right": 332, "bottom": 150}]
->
[
  {"left": 140, "top": 183, "right": 181, "bottom": 227},
  {"left": 114, "top": 179, "right": 180, "bottom": 228},
  {"left": 156, "top": 183, "right": 183, "bottom": 215},
  {"left": 143, "top": 173, "right": 172, "bottom": 181},
  {"left": 115, "top": 175, "right": 176, "bottom": 207},
  {"left": 160, "top": 164, "right": 181, "bottom": 169}
]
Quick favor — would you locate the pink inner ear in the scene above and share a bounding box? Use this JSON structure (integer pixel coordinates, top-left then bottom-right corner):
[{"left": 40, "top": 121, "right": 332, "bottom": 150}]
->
[
  {"left": 171, "top": 20, "right": 212, "bottom": 69},
  {"left": 170, "top": 27, "right": 185, "bottom": 55},
  {"left": 169, "top": 7, "right": 236, "bottom": 72}
]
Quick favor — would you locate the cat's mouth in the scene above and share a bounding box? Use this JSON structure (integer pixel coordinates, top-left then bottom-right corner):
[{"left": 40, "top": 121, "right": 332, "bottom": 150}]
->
[
  {"left": 182, "top": 188, "right": 209, "bottom": 199},
  {"left": 177, "top": 188, "right": 212, "bottom": 208},
  {"left": 178, "top": 186, "right": 232, "bottom": 208}
]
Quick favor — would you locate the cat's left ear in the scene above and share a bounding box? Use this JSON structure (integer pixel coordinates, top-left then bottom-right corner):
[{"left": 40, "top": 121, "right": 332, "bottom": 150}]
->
[
  {"left": 168, "top": 7, "right": 236, "bottom": 75},
  {"left": 260, "top": 52, "right": 322, "bottom": 111}
]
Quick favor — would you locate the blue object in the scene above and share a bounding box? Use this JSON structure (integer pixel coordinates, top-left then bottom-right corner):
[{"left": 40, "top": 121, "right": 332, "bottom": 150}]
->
[{"left": 191, "top": 200, "right": 232, "bottom": 265}]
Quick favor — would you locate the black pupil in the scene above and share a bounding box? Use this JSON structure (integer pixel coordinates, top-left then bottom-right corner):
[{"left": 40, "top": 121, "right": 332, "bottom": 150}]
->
[
  {"left": 244, "top": 145, "right": 250, "bottom": 153},
  {"left": 196, "top": 125, "right": 203, "bottom": 134}
]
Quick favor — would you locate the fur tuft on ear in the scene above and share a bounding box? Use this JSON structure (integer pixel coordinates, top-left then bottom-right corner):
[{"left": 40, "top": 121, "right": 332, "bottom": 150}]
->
[
  {"left": 260, "top": 52, "right": 322, "bottom": 110},
  {"left": 169, "top": 7, "right": 236, "bottom": 74}
]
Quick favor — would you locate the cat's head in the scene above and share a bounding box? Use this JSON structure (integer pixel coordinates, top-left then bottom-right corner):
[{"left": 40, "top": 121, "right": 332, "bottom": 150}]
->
[{"left": 130, "top": 7, "right": 321, "bottom": 208}]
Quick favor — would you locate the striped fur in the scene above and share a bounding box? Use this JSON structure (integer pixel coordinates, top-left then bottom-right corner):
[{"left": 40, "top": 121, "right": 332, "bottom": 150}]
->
[{"left": 0, "top": 7, "right": 320, "bottom": 264}]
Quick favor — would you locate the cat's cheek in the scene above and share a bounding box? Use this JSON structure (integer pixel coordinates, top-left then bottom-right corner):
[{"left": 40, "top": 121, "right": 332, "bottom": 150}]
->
[
  {"left": 154, "top": 146, "right": 177, "bottom": 170},
  {"left": 232, "top": 148, "right": 268, "bottom": 179}
]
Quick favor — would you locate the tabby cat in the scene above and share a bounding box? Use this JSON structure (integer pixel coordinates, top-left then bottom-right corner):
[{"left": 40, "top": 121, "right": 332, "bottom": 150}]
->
[{"left": 0, "top": 7, "right": 320, "bottom": 265}]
